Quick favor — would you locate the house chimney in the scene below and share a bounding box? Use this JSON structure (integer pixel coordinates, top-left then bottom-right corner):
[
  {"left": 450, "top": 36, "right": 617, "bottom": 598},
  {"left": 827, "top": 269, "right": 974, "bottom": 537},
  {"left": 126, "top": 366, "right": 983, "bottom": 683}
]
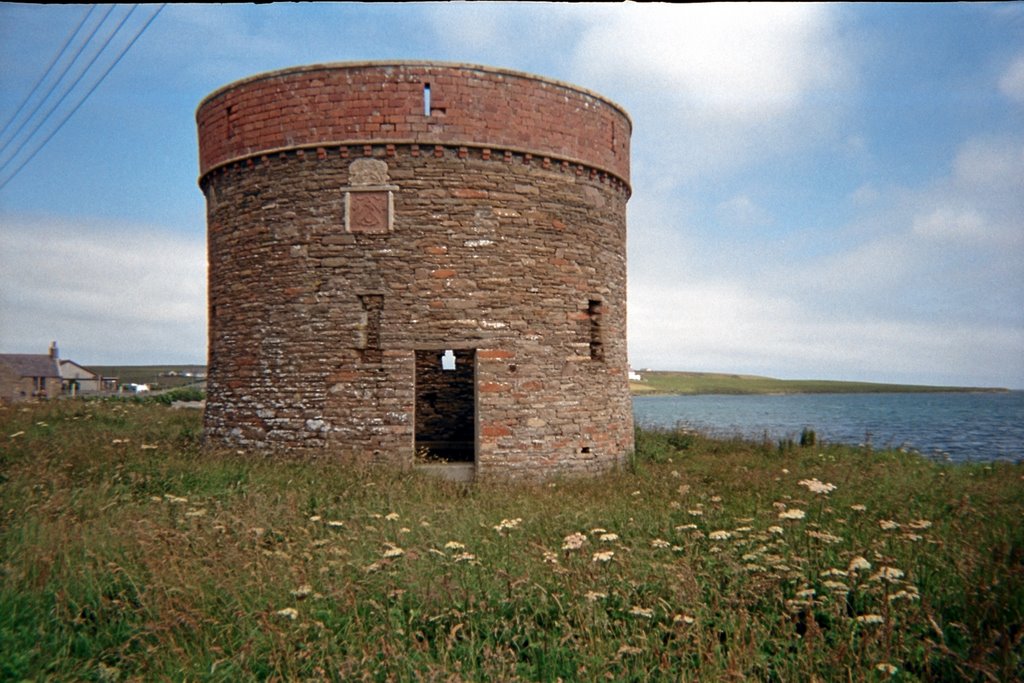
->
[{"left": 49, "top": 341, "right": 58, "bottom": 359}]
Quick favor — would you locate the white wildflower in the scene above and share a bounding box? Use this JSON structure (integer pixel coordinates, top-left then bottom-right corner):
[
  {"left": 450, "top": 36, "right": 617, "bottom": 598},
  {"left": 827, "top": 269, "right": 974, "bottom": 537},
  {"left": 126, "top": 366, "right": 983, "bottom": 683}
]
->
[
  {"left": 650, "top": 538, "right": 670, "bottom": 549},
  {"left": 562, "top": 532, "right": 587, "bottom": 551},
  {"left": 798, "top": 478, "right": 836, "bottom": 494},
  {"left": 290, "top": 584, "right": 313, "bottom": 599},
  {"left": 870, "top": 566, "right": 905, "bottom": 583},
  {"left": 628, "top": 606, "right": 654, "bottom": 618},
  {"left": 856, "top": 614, "right": 885, "bottom": 624},
  {"left": 709, "top": 530, "right": 732, "bottom": 541},
  {"left": 443, "top": 541, "right": 466, "bottom": 550},
  {"left": 778, "top": 509, "right": 806, "bottom": 520},
  {"left": 382, "top": 544, "right": 405, "bottom": 559},
  {"left": 879, "top": 519, "right": 900, "bottom": 531},
  {"left": 493, "top": 518, "right": 523, "bottom": 533},
  {"left": 888, "top": 588, "right": 920, "bottom": 602},
  {"left": 592, "top": 550, "right": 615, "bottom": 563},
  {"left": 584, "top": 591, "right": 607, "bottom": 602},
  {"left": 908, "top": 519, "right": 932, "bottom": 530},
  {"left": 850, "top": 504, "right": 867, "bottom": 512},
  {"left": 599, "top": 533, "right": 620, "bottom": 543},
  {"left": 384, "top": 512, "right": 400, "bottom": 521},
  {"left": 849, "top": 556, "right": 872, "bottom": 572},
  {"left": 768, "top": 526, "right": 784, "bottom": 535},
  {"left": 275, "top": 607, "right": 299, "bottom": 620},
  {"left": 806, "top": 530, "right": 842, "bottom": 544}
]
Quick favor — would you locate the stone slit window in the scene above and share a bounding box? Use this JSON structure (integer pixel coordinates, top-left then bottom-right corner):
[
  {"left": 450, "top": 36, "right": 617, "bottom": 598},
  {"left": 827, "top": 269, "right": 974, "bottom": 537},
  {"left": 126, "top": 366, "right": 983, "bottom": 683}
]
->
[
  {"left": 423, "top": 83, "right": 431, "bottom": 117},
  {"left": 588, "top": 299, "right": 604, "bottom": 361},
  {"left": 359, "top": 294, "right": 384, "bottom": 364}
]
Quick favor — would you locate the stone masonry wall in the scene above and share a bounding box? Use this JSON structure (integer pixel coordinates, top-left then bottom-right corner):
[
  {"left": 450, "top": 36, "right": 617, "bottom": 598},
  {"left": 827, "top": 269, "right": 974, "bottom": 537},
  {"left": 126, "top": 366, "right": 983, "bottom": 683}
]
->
[{"left": 199, "top": 62, "right": 633, "bottom": 480}]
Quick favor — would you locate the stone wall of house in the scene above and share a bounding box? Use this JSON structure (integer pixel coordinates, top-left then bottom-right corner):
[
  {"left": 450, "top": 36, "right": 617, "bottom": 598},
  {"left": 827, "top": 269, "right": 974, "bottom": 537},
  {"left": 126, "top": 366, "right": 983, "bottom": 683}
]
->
[{"left": 198, "top": 62, "right": 634, "bottom": 480}]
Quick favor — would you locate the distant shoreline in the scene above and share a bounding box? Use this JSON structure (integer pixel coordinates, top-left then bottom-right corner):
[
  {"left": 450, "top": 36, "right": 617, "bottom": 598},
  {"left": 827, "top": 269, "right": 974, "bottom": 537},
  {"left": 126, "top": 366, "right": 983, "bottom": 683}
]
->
[
  {"left": 629, "top": 371, "right": 1010, "bottom": 396},
  {"left": 88, "top": 364, "right": 1010, "bottom": 397}
]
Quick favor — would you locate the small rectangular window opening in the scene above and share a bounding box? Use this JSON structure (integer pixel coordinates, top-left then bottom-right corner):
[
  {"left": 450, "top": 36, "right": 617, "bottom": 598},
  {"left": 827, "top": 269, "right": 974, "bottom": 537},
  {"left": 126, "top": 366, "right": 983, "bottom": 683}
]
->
[
  {"left": 423, "top": 83, "right": 431, "bottom": 117},
  {"left": 588, "top": 299, "right": 604, "bottom": 361},
  {"left": 441, "top": 348, "right": 456, "bottom": 371}
]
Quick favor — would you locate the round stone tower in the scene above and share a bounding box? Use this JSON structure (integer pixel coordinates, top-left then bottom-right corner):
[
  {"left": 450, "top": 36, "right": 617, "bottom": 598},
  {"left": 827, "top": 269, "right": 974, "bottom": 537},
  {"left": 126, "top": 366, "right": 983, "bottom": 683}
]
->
[{"left": 197, "top": 61, "right": 633, "bottom": 480}]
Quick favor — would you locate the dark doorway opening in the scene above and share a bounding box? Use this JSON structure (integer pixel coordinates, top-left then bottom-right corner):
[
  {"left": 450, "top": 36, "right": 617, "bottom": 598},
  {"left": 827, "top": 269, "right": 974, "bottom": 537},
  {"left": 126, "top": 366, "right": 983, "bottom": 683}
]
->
[{"left": 415, "top": 349, "right": 475, "bottom": 463}]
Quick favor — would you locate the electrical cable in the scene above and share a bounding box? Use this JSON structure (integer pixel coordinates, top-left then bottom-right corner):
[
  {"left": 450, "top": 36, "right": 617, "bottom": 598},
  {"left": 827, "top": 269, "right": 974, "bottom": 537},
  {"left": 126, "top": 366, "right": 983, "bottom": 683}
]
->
[
  {"left": 0, "top": 5, "right": 96, "bottom": 147},
  {"left": 0, "top": 4, "right": 165, "bottom": 192},
  {"left": 0, "top": 5, "right": 135, "bottom": 173},
  {"left": 0, "top": 4, "right": 117, "bottom": 164}
]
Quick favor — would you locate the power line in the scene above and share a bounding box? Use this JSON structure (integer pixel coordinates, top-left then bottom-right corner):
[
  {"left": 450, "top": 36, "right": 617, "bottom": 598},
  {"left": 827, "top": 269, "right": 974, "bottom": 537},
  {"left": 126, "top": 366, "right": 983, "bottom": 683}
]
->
[
  {"left": 0, "top": 5, "right": 97, "bottom": 146},
  {"left": 0, "top": 4, "right": 132, "bottom": 173},
  {"left": 0, "top": 4, "right": 117, "bottom": 163},
  {"left": 0, "top": 4, "right": 165, "bottom": 191}
]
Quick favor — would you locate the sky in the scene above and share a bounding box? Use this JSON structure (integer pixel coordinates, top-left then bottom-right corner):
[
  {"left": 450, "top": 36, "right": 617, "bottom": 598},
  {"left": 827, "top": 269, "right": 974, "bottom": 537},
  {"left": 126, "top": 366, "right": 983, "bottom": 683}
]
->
[{"left": 0, "top": 3, "right": 1022, "bottom": 389}]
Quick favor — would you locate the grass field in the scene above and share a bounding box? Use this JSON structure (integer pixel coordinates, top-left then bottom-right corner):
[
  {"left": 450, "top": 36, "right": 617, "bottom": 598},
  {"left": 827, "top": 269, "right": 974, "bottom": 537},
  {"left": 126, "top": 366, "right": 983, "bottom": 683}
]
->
[
  {"left": 630, "top": 371, "right": 1008, "bottom": 396},
  {"left": 89, "top": 366, "right": 207, "bottom": 392},
  {"left": 2, "top": 399, "right": 1021, "bottom": 680}
]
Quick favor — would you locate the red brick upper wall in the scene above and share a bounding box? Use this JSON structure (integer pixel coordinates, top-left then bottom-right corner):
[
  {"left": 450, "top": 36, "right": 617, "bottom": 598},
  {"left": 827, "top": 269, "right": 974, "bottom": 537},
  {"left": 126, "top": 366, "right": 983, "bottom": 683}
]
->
[{"left": 196, "top": 61, "right": 631, "bottom": 183}]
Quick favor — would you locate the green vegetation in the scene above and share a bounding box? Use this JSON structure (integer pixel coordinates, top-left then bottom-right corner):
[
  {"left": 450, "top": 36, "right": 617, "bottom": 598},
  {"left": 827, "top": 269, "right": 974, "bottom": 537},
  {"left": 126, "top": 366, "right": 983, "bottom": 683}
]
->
[
  {"left": 2, "top": 400, "right": 1021, "bottom": 680},
  {"left": 631, "top": 371, "right": 1008, "bottom": 395},
  {"left": 90, "top": 365, "right": 206, "bottom": 391}
]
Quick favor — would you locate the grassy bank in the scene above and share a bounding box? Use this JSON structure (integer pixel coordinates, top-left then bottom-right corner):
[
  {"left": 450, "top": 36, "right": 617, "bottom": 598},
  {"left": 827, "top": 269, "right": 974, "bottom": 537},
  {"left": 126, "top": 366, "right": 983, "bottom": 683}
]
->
[
  {"left": 630, "top": 371, "right": 1008, "bottom": 395},
  {"left": 2, "top": 400, "right": 1021, "bottom": 680}
]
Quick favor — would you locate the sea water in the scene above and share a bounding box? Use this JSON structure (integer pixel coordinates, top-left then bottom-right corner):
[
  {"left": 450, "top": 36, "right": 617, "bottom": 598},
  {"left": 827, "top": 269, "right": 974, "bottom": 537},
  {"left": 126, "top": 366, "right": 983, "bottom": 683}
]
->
[{"left": 632, "top": 391, "right": 1024, "bottom": 463}]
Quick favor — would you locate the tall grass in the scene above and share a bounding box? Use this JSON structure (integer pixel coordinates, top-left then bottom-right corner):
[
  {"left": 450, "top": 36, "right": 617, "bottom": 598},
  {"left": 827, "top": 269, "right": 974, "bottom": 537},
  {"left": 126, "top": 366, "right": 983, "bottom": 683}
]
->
[{"left": 2, "top": 400, "right": 1021, "bottom": 680}]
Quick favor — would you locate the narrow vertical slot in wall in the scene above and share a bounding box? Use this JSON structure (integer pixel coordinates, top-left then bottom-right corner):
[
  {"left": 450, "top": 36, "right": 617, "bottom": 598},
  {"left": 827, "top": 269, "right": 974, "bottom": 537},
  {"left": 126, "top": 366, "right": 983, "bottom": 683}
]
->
[
  {"left": 588, "top": 299, "right": 604, "bottom": 361},
  {"left": 359, "top": 294, "right": 383, "bottom": 364},
  {"left": 423, "top": 83, "right": 431, "bottom": 117}
]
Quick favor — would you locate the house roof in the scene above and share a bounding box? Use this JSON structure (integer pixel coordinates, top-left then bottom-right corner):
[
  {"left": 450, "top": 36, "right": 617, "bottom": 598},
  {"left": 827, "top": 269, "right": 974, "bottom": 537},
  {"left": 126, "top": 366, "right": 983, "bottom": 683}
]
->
[
  {"left": 0, "top": 354, "right": 61, "bottom": 378},
  {"left": 59, "top": 359, "right": 99, "bottom": 379}
]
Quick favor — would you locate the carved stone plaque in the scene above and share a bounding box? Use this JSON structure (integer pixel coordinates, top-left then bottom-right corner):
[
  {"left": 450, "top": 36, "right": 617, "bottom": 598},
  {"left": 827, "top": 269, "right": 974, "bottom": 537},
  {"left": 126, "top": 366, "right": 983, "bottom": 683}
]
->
[
  {"left": 347, "top": 191, "right": 390, "bottom": 234},
  {"left": 348, "top": 158, "right": 390, "bottom": 186},
  {"left": 343, "top": 159, "right": 396, "bottom": 234}
]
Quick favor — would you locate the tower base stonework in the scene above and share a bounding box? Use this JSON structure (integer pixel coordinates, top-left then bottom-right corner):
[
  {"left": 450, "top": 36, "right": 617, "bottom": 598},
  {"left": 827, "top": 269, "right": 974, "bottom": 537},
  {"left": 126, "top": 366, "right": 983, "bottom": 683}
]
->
[{"left": 197, "top": 62, "right": 634, "bottom": 480}]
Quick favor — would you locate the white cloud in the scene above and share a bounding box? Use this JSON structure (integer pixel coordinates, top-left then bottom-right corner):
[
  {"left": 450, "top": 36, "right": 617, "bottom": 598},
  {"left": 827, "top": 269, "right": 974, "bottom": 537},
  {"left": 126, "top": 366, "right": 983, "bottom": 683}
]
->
[
  {"left": 911, "top": 206, "right": 988, "bottom": 242},
  {"left": 849, "top": 183, "right": 880, "bottom": 205},
  {"left": 999, "top": 52, "right": 1024, "bottom": 103},
  {"left": 629, "top": 280, "right": 1023, "bottom": 386},
  {"left": 0, "top": 215, "right": 206, "bottom": 364},
  {"left": 573, "top": 4, "right": 844, "bottom": 122},
  {"left": 715, "top": 194, "right": 772, "bottom": 229},
  {"left": 568, "top": 4, "right": 854, "bottom": 184},
  {"left": 626, "top": 129, "right": 1024, "bottom": 387},
  {"left": 952, "top": 136, "right": 1024, "bottom": 190}
]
